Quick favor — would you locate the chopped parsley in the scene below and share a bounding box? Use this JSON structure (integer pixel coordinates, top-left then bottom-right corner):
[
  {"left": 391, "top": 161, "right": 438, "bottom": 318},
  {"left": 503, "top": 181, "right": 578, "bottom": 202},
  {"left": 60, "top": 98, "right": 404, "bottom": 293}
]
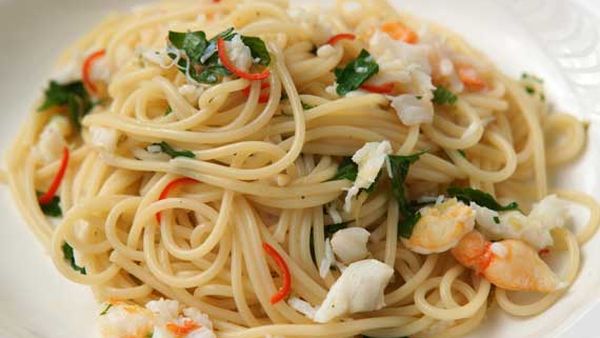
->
[
  {"left": 36, "top": 192, "right": 62, "bottom": 217},
  {"left": 447, "top": 187, "right": 519, "bottom": 211},
  {"left": 38, "top": 81, "right": 93, "bottom": 129},
  {"left": 331, "top": 157, "right": 378, "bottom": 192},
  {"left": 62, "top": 242, "right": 87, "bottom": 275},
  {"left": 493, "top": 216, "right": 501, "bottom": 224},
  {"left": 240, "top": 36, "right": 271, "bottom": 66},
  {"left": 99, "top": 303, "right": 113, "bottom": 316},
  {"left": 165, "top": 106, "right": 173, "bottom": 115},
  {"left": 521, "top": 72, "right": 543, "bottom": 83},
  {"left": 324, "top": 222, "right": 348, "bottom": 238},
  {"left": 150, "top": 141, "right": 195, "bottom": 159},
  {"left": 332, "top": 157, "right": 358, "bottom": 181},
  {"left": 388, "top": 152, "right": 425, "bottom": 238},
  {"left": 334, "top": 49, "right": 379, "bottom": 96},
  {"left": 168, "top": 31, "right": 208, "bottom": 63},
  {"left": 457, "top": 149, "right": 467, "bottom": 158},
  {"left": 302, "top": 101, "right": 315, "bottom": 110},
  {"left": 524, "top": 85, "right": 535, "bottom": 95},
  {"left": 167, "top": 28, "right": 270, "bottom": 84},
  {"left": 432, "top": 86, "right": 457, "bottom": 105}
]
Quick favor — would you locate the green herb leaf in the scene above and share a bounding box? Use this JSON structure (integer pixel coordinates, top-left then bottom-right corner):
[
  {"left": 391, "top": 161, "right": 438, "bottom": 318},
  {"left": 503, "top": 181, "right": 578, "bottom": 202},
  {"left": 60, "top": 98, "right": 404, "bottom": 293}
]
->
[
  {"left": 62, "top": 242, "right": 87, "bottom": 275},
  {"left": 524, "top": 85, "right": 535, "bottom": 95},
  {"left": 457, "top": 149, "right": 466, "bottom": 158},
  {"left": 200, "top": 27, "right": 236, "bottom": 64},
  {"left": 38, "top": 81, "right": 93, "bottom": 129},
  {"left": 168, "top": 28, "right": 269, "bottom": 84},
  {"left": 332, "top": 157, "right": 358, "bottom": 181},
  {"left": 493, "top": 216, "right": 500, "bottom": 224},
  {"left": 151, "top": 141, "right": 195, "bottom": 159},
  {"left": 331, "top": 157, "right": 380, "bottom": 192},
  {"left": 398, "top": 211, "right": 421, "bottom": 239},
  {"left": 521, "top": 72, "right": 543, "bottom": 83},
  {"left": 41, "top": 196, "right": 62, "bottom": 217},
  {"left": 432, "top": 86, "right": 457, "bottom": 105},
  {"left": 36, "top": 191, "right": 62, "bottom": 217},
  {"left": 302, "top": 102, "right": 315, "bottom": 110},
  {"left": 324, "top": 222, "right": 348, "bottom": 238},
  {"left": 335, "top": 49, "right": 379, "bottom": 96},
  {"left": 165, "top": 106, "right": 173, "bottom": 115},
  {"left": 447, "top": 187, "right": 519, "bottom": 211},
  {"left": 388, "top": 152, "right": 425, "bottom": 238},
  {"left": 99, "top": 304, "right": 113, "bottom": 316},
  {"left": 168, "top": 29, "right": 233, "bottom": 85},
  {"left": 168, "top": 31, "right": 207, "bottom": 62},
  {"left": 241, "top": 35, "right": 271, "bottom": 66},
  {"left": 196, "top": 64, "right": 231, "bottom": 84}
]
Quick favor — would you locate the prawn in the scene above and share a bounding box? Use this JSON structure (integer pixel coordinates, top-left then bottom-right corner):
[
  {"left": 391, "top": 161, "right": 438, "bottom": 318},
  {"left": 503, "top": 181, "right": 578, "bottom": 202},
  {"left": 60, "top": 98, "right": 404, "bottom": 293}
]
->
[
  {"left": 451, "top": 230, "right": 564, "bottom": 292},
  {"left": 402, "top": 198, "right": 475, "bottom": 254}
]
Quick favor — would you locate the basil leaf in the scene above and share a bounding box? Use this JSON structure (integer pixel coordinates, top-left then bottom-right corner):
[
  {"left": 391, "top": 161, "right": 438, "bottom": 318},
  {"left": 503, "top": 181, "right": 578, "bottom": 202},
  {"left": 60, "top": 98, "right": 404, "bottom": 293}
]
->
[
  {"left": 200, "top": 27, "right": 236, "bottom": 64},
  {"left": 388, "top": 152, "right": 424, "bottom": 238},
  {"left": 38, "top": 81, "right": 93, "bottom": 129},
  {"left": 398, "top": 211, "right": 421, "bottom": 239},
  {"left": 331, "top": 157, "right": 379, "bottom": 192},
  {"left": 152, "top": 141, "right": 195, "bottom": 159},
  {"left": 168, "top": 31, "right": 207, "bottom": 62},
  {"left": 37, "top": 193, "right": 62, "bottom": 217},
  {"left": 62, "top": 242, "right": 87, "bottom": 275},
  {"left": 521, "top": 72, "right": 543, "bottom": 83},
  {"left": 302, "top": 102, "right": 315, "bottom": 110},
  {"left": 432, "top": 86, "right": 457, "bottom": 105},
  {"left": 524, "top": 85, "right": 535, "bottom": 95},
  {"left": 447, "top": 187, "right": 519, "bottom": 211},
  {"left": 324, "top": 222, "right": 348, "bottom": 238},
  {"left": 241, "top": 35, "right": 271, "bottom": 66},
  {"left": 197, "top": 64, "right": 231, "bottom": 84},
  {"left": 168, "top": 29, "right": 236, "bottom": 84},
  {"left": 332, "top": 157, "right": 358, "bottom": 181},
  {"left": 335, "top": 49, "right": 379, "bottom": 96}
]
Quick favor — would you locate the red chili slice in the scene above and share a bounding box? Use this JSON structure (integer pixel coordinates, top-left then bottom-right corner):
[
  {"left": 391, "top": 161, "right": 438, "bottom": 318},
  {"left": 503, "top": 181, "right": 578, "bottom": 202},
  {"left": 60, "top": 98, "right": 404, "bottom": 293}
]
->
[
  {"left": 327, "top": 33, "right": 356, "bottom": 45},
  {"left": 156, "top": 177, "right": 199, "bottom": 223},
  {"left": 82, "top": 49, "right": 106, "bottom": 95},
  {"left": 263, "top": 242, "right": 292, "bottom": 304},
  {"left": 361, "top": 82, "right": 395, "bottom": 94},
  {"left": 242, "top": 82, "right": 270, "bottom": 103},
  {"left": 38, "top": 147, "right": 70, "bottom": 205},
  {"left": 217, "top": 38, "right": 270, "bottom": 81}
]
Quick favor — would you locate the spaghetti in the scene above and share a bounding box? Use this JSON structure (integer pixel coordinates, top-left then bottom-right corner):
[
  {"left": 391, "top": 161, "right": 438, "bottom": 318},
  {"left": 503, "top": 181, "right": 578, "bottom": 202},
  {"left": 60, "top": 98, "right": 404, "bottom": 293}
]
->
[{"left": 4, "top": 0, "right": 599, "bottom": 337}]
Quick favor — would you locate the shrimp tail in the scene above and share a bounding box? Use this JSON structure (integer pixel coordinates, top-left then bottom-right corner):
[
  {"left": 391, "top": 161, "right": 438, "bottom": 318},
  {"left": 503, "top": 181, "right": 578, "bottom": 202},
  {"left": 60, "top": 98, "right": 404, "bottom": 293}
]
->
[{"left": 452, "top": 231, "right": 564, "bottom": 292}]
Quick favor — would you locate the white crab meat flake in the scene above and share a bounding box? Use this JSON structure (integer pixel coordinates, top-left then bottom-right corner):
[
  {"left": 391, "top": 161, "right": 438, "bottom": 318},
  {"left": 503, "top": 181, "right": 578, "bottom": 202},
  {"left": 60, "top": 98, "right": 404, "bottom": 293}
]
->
[
  {"left": 313, "top": 259, "right": 394, "bottom": 323},
  {"left": 344, "top": 141, "right": 392, "bottom": 212},
  {"left": 471, "top": 195, "right": 569, "bottom": 250},
  {"left": 331, "top": 227, "right": 371, "bottom": 264}
]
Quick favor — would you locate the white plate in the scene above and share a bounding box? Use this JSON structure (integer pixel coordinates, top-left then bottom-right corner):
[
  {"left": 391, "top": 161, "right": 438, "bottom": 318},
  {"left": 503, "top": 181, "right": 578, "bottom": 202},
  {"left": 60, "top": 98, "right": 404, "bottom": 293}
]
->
[{"left": 1, "top": 0, "right": 599, "bottom": 337}]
